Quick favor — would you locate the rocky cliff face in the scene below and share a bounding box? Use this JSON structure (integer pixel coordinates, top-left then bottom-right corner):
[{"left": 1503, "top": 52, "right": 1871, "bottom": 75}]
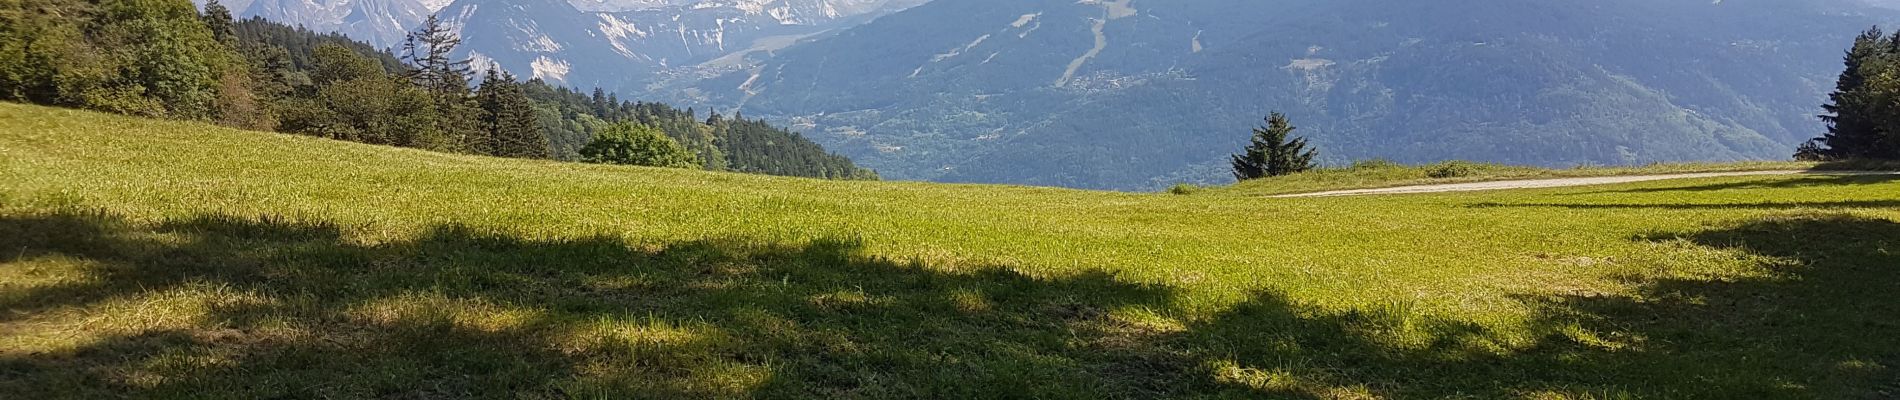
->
[
  {"left": 432, "top": 0, "right": 921, "bottom": 90},
  {"left": 233, "top": 0, "right": 441, "bottom": 48},
  {"left": 223, "top": 0, "right": 922, "bottom": 79}
]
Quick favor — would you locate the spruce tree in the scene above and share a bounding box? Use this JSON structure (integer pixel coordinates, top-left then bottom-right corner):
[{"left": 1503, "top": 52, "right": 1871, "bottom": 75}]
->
[
  {"left": 1230, "top": 146, "right": 1266, "bottom": 182},
  {"left": 401, "top": 15, "right": 471, "bottom": 96},
  {"left": 474, "top": 68, "right": 507, "bottom": 155},
  {"left": 401, "top": 14, "right": 479, "bottom": 153},
  {"left": 477, "top": 67, "right": 549, "bottom": 159},
  {"left": 1809, "top": 27, "right": 1892, "bottom": 160},
  {"left": 246, "top": 45, "right": 295, "bottom": 101},
  {"left": 201, "top": 0, "right": 236, "bottom": 46},
  {"left": 592, "top": 88, "right": 610, "bottom": 118},
  {"left": 1231, "top": 112, "right": 1318, "bottom": 180}
]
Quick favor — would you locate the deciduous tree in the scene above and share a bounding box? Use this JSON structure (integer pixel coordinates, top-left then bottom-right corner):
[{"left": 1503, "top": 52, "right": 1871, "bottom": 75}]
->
[{"left": 580, "top": 122, "right": 702, "bottom": 169}]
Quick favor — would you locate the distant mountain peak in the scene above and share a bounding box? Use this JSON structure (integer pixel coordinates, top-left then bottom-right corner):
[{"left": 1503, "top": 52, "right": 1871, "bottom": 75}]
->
[{"left": 419, "top": 0, "right": 922, "bottom": 91}]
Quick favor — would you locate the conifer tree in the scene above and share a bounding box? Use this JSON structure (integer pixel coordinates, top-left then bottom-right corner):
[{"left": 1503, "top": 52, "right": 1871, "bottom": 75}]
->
[
  {"left": 592, "top": 88, "right": 610, "bottom": 118},
  {"left": 245, "top": 45, "right": 295, "bottom": 101},
  {"left": 477, "top": 67, "right": 549, "bottom": 159},
  {"left": 1231, "top": 112, "right": 1318, "bottom": 180},
  {"left": 401, "top": 15, "right": 470, "bottom": 96},
  {"left": 401, "top": 14, "right": 479, "bottom": 153},
  {"left": 473, "top": 68, "right": 506, "bottom": 155},
  {"left": 201, "top": 0, "right": 236, "bottom": 46},
  {"left": 1808, "top": 27, "right": 1892, "bottom": 160}
]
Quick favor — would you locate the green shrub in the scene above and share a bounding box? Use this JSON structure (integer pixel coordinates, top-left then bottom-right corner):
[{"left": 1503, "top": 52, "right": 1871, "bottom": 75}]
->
[
  {"left": 1167, "top": 183, "right": 1201, "bottom": 195},
  {"left": 580, "top": 122, "right": 702, "bottom": 169},
  {"left": 1426, "top": 161, "right": 1480, "bottom": 179}
]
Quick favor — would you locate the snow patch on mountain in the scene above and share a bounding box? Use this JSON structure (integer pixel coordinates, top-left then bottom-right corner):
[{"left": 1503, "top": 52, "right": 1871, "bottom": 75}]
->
[
  {"left": 445, "top": 3, "right": 479, "bottom": 35},
  {"left": 417, "top": 0, "right": 456, "bottom": 11},
  {"left": 531, "top": 56, "right": 573, "bottom": 81},
  {"left": 239, "top": 0, "right": 435, "bottom": 47},
  {"left": 468, "top": 50, "right": 496, "bottom": 71},
  {"left": 506, "top": 20, "right": 565, "bottom": 52},
  {"left": 1010, "top": 12, "right": 1039, "bottom": 28},
  {"left": 570, "top": 0, "right": 681, "bottom": 12},
  {"left": 598, "top": 14, "right": 652, "bottom": 58}
]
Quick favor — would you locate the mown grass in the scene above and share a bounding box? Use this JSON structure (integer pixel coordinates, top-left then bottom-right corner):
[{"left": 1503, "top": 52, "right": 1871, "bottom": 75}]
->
[
  {"left": 1201, "top": 159, "right": 1899, "bottom": 197},
  {"left": 1, "top": 102, "right": 1898, "bottom": 399}
]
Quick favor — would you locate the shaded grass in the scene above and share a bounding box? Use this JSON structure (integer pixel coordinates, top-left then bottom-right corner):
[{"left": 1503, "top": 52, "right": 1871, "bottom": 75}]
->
[
  {"left": 0, "top": 211, "right": 1180, "bottom": 398},
  {"left": 3, "top": 102, "right": 1900, "bottom": 398},
  {"left": 5, "top": 209, "right": 1897, "bottom": 399}
]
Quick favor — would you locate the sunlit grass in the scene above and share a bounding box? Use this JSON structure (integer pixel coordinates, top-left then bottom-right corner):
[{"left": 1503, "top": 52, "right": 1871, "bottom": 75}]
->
[
  {"left": 2, "top": 102, "right": 1897, "bottom": 398},
  {"left": 1201, "top": 159, "right": 1847, "bottom": 197}
]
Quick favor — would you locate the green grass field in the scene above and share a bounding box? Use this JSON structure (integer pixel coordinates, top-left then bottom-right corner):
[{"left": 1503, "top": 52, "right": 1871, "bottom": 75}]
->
[
  {"left": 1200, "top": 159, "right": 1886, "bottom": 197},
  {"left": 2, "top": 102, "right": 1897, "bottom": 399}
]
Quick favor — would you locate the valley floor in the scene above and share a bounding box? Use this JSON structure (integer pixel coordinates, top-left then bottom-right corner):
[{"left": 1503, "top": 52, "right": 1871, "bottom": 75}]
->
[{"left": 2, "top": 103, "right": 1898, "bottom": 399}]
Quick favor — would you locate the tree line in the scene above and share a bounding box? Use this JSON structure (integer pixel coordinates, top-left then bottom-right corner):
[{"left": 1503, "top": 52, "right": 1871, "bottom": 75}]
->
[
  {"left": 0, "top": 0, "right": 875, "bottom": 180},
  {"left": 520, "top": 84, "right": 879, "bottom": 179}
]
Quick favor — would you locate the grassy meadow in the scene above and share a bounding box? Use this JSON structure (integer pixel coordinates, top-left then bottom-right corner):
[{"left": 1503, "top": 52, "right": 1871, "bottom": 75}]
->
[
  {"left": 1, "top": 102, "right": 1898, "bottom": 399},
  {"left": 1199, "top": 159, "right": 1884, "bottom": 197}
]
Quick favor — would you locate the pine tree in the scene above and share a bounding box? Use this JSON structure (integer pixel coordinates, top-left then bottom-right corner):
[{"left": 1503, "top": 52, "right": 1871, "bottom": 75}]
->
[
  {"left": 474, "top": 68, "right": 506, "bottom": 155},
  {"left": 477, "top": 67, "right": 549, "bottom": 159},
  {"left": 401, "top": 15, "right": 471, "bottom": 96},
  {"left": 1809, "top": 27, "right": 1892, "bottom": 160},
  {"left": 201, "top": 0, "right": 237, "bottom": 46},
  {"left": 1231, "top": 112, "right": 1318, "bottom": 180},
  {"left": 245, "top": 45, "right": 295, "bottom": 101},
  {"left": 401, "top": 14, "right": 479, "bottom": 153},
  {"left": 592, "top": 88, "right": 609, "bottom": 118},
  {"left": 1230, "top": 149, "right": 1266, "bottom": 182}
]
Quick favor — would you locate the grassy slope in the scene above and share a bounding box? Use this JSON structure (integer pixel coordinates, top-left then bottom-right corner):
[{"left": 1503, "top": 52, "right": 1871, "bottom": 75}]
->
[
  {"left": 1, "top": 102, "right": 1897, "bottom": 399},
  {"left": 1202, "top": 160, "right": 1847, "bottom": 197}
]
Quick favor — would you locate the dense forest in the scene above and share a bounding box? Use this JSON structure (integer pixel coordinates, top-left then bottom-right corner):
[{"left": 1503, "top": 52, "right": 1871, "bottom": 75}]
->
[
  {"left": 232, "top": 17, "right": 408, "bottom": 74},
  {"left": 0, "top": 0, "right": 874, "bottom": 180},
  {"left": 520, "top": 84, "right": 877, "bottom": 179}
]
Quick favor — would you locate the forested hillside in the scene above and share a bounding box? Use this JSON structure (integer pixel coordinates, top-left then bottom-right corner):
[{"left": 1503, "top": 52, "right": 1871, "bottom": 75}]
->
[
  {"left": 231, "top": 17, "right": 409, "bottom": 72},
  {"left": 0, "top": 0, "right": 872, "bottom": 180},
  {"left": 519, "top": 84, "right": 877, "bottom": 179}
]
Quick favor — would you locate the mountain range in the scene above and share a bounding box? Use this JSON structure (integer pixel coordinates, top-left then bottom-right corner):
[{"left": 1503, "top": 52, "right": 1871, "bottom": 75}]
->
[
  {"left": 224, "top": 0, "right": 1900, "bottom": 190},
  {"left": 440, "top": 0, "right": 924, "bottom": 89},
  {"left": 210, "top": 0, "right": 450, "bottom": 48}
]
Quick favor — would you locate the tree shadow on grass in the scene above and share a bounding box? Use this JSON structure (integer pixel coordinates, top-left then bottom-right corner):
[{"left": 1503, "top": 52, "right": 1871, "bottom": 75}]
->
[
  {"left": 1174, "top": 212, "right": 1900, "bottom": 398},
  {"left": 1573, "top": 173, "right": 1899, "bottom": 195},
  {"left": 1466, "top": 199, "right": 1900, "bottom": 210},
  {"left": 0, "top": 210, "right": 1186, "bottom": 399},
  {"left": 2, "top": 210, "right": 1897, "bottom": 398},
  {"left": 1554, "top": 213, "right": 1900, "bottom": 398}
]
